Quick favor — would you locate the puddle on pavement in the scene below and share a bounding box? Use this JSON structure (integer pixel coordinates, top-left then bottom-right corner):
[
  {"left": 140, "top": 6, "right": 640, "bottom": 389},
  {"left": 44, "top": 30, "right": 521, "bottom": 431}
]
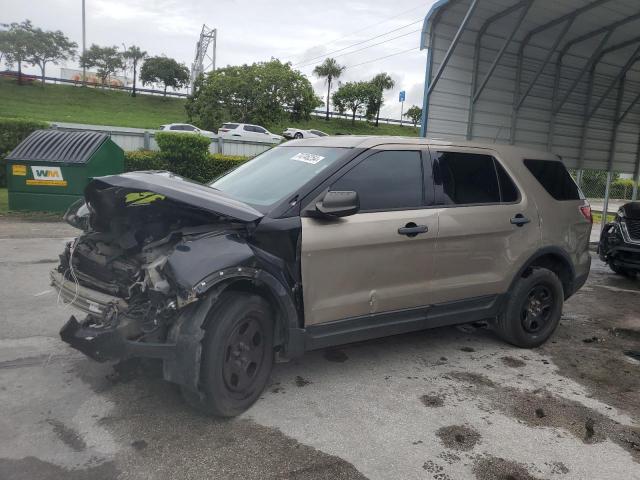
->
[
  {"left": 436, "top": 424, "right": 481, "bottom": 451},
  {"left": 448, "top": 370, "right": 640, "bottom": 462},
  {"left": 472, "top": 454, "right": 542, "bottom": 480}
]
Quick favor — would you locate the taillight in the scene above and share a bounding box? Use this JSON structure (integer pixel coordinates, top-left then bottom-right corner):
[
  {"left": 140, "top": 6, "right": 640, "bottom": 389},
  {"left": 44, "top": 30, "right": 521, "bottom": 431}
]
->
[
  {"left": 580, "top": 203, "right": 592, "bottom": 223},
  {"left": 219, "top": 128, "right": 229, "bottom": 133}
]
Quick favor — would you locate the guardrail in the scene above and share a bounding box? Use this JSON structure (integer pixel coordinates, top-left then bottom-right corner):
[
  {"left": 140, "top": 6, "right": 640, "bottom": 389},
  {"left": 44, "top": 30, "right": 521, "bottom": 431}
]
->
[{"left": 38, "top": 75, "right": 190, "bottom": 98}]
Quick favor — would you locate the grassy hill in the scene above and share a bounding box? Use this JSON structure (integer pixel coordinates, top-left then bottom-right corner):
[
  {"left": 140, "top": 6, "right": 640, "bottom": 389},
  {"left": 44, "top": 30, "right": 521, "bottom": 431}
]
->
[
  {"left": 0, "top": 78, "right": 187, "bottom": 129},
  {"left": 0, "top": 77, "right": 418, "bottom": 136}
]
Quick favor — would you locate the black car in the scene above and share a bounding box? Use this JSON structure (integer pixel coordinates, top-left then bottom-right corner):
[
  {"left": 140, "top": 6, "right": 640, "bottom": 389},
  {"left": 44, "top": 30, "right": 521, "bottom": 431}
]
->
[{"left": 599, "top": 201, "right": 640, "bottom": 277}]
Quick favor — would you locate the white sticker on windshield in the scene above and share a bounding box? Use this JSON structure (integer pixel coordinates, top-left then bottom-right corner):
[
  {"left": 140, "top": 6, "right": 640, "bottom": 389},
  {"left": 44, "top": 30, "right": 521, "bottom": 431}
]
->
[{"left": 291, "top": 152, "right": 325, "bottom": 164}]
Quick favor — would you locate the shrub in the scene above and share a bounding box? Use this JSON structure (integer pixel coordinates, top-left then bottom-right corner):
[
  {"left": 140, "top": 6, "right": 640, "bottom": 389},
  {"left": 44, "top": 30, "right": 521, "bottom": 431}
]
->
[
  {"left": 124, "top": 150, "right": 247, "bottom": 184},
  {"left": 0, "top": 117, "right": 50, "bottom": 186},
  {"left": 610, "top": 178, "right": 637, "bottom": 200},
  {"left": 155, "top": 131, "right": 209, "bottom": 165},
  {"left": 124, "top": 150, "right": 169, "bottom": 172}
]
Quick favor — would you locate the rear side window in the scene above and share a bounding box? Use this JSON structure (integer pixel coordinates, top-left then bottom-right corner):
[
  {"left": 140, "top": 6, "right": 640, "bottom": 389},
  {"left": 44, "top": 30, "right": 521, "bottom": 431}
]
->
[
  {"left": 222, "top": 123, "right": 238, "bottom": 129},
  {"left": 332, "top": 151, "right": 423, "bottom": 211},
  {"left": 436, "top": 152, "right": 500, "bottom": 204},
  {"left": 524, "top": 159, "right": 581, "bottom": 200}
]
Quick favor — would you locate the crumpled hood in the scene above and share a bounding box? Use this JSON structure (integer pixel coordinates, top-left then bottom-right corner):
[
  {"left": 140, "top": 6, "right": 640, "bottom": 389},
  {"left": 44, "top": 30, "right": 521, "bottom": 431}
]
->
[
  {"left": 620, "top": 201, "right": 640, "bottom": 220},
  {"left": 86, "top": 171, "right": 264, "bottom": 222}
]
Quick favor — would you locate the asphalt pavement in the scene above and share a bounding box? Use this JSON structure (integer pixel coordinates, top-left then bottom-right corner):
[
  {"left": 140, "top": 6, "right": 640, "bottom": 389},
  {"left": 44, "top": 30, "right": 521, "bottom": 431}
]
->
[{"left": 1, "top": 218, "right": 639, "bottom": 480}]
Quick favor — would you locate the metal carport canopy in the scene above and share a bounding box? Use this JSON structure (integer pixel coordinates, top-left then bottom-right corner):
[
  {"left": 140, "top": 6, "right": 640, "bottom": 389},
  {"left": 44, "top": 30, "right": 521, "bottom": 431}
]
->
[{"left": 419, "top": 0, "right": 640, "bottom": 177}]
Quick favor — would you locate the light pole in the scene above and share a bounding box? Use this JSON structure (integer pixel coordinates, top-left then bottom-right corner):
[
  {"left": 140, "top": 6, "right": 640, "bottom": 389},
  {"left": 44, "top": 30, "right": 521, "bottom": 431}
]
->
[{"left": 82, "top": 0, "right": 86, "bottom": 86}]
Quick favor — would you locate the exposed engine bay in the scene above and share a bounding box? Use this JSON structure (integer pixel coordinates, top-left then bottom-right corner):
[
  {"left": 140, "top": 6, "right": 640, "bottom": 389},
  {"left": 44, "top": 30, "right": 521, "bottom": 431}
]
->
[
  {"left": 53, "top": 210, "right": 227, "bottom": 348},
  {"left": 52, "top": 172, "right": 278, "bottom": 358}
]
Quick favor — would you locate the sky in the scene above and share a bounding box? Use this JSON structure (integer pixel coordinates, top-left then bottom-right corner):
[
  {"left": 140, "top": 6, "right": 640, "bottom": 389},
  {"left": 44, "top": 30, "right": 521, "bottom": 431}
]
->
[{"left": 2, "top": 0, "right": 434, "bottom": 119}]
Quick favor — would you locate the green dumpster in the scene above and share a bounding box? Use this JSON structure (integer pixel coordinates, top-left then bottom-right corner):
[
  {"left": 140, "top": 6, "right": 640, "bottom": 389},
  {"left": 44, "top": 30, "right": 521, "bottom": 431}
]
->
[{"left": 5, "top": 130, "right": 124, "bottom": 212}]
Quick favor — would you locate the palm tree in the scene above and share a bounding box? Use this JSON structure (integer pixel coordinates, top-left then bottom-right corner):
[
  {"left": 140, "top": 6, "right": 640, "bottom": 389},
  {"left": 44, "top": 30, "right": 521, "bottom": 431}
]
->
[
  {"left": 123, "top": 45, "right": 147, "bottom": 97},
  {"left": 370, "top": 73, "right": 395, "bottom": 127},
  {"left": 313, "top": 58, "right": 345, "bottom": 121}
]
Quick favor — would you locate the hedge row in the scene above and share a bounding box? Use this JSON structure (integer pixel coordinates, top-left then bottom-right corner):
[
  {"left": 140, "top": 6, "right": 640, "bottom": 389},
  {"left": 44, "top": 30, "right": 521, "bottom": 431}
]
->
[
  {"left": 125, "top": 150, "right": 247, "bottom": 184},
  {"left": 125, "top": 132, "right": 249, "bottom": 183},
  {"left": 610, "top": 179, "right": 639, "bottom": 201},
  {"left": 0, "top": 117, "right": 50, "bottom": 187}
]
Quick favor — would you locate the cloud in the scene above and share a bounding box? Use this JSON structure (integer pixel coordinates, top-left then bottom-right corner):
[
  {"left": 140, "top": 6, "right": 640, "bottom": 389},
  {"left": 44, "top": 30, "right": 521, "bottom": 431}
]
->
[{"left": 4, "top": 0, "right": 434, "bottom": 119}]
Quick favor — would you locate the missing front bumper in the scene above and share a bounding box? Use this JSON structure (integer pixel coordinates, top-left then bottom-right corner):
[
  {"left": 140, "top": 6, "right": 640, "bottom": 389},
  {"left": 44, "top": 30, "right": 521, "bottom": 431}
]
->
[{"left": 60, "top": 315, "right": 177, "bottom": 363}]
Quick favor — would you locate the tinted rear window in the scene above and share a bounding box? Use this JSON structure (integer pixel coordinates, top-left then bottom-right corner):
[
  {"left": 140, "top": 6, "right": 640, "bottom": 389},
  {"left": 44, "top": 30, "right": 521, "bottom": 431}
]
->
[
  {"left": 436, "top": 152, "right": 500, "bottom": 204},
  {"left": 524, "top": 159, "right": 581, "bottom": 200}
]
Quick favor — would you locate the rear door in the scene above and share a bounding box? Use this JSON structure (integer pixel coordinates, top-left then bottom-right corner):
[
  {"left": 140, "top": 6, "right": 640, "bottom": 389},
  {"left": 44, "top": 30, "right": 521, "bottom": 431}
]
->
[
  {"left": 429, "top": 147, "right": 540, "bottom": 305},
  {"left": 301, "top": 145, "right": 439, "bottom": 326}
]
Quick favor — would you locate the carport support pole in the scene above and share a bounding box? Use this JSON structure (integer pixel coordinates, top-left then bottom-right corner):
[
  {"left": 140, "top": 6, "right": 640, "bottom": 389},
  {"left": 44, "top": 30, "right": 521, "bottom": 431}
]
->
[
  {"left": 633, "top": 132, "right": 640, "bottom": 201},
  {"left": 467, "top": 0, "right": 533, "bottom": 140},
  {"left": 602, "top": 172, "right": 612, "bottom": 228},
  {"left": 420, "top": 9, "right": 441, "bottom": 137},
  {"left": 576, "top": 67, "right": 595, "bottom": 188},
  {"left": 421, "top": 0, "right": 478, "bottom": 137},
  {"left": 601, "top": 76, "right": 625, "bottom": 232}
]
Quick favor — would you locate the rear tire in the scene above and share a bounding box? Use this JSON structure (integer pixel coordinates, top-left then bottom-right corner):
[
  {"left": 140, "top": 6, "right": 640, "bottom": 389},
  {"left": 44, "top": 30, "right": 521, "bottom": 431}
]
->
[
  {"left": 294, "top": 132, "right": 303, "bottom": 139},
  {"left": 182, "top": 292, "right": 274, "bottom": 417},
  {"left": 495, "top": 267, "right": 563, "bottom": 348}
]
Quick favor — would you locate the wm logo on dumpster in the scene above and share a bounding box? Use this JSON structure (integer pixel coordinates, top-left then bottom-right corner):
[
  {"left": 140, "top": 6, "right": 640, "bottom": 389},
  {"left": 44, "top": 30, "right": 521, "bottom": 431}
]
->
[{"left": 27, "top": 166, "right": 67, "bottom": 186}]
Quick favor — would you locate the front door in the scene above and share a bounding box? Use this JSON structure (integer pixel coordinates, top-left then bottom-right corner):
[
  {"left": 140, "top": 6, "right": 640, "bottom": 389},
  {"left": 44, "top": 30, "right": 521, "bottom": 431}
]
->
[
  {"left": 429, "top": 148, "right": 540, "bottom": 305},
  {"left": 301, "top": 147, "right": 438, "bottom": 326}
]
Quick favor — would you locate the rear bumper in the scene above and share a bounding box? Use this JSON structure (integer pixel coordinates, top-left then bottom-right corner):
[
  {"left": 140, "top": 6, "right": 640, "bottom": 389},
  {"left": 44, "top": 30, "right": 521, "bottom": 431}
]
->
[{"left": 60, "top": 315, "right": 176, "bottom": 362}]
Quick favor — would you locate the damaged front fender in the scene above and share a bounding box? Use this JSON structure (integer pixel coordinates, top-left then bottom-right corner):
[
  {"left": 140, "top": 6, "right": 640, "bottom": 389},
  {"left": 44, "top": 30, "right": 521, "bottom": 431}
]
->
[{"left": 162, "top": 266, "right": 302, "bottom": 392}]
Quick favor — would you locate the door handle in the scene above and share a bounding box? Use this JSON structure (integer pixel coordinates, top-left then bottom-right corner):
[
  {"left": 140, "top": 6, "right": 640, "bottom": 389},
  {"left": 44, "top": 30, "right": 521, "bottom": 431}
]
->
[
  {"left": 510, "top": 214, "right": 530, "bottom": 227},
  {"left": 398, "top": 223, "right": 428, "bottom": 237}
]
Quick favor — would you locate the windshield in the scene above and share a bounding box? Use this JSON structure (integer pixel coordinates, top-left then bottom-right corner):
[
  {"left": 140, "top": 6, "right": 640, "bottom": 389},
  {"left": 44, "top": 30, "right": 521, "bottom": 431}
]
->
[{"left": 210, "top": 146, "right": 347, "bottom": 207}]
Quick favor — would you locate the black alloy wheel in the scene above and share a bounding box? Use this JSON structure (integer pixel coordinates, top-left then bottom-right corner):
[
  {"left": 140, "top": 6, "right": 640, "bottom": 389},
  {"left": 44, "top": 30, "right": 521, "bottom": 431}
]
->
[
  {"left": 520, "top": 285, "right": 553, "bottom": 334},
  {"left": 223, "top": 316, "right": 266, "bottom": 393}
]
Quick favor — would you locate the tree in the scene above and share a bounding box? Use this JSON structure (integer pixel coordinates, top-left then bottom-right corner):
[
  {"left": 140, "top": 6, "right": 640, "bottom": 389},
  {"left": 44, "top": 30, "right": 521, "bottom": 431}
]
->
[
  {"left": 313, "top": 58, "right": 345, "bottom": 121},
  {"left": 367, "top": 73, "right": 395, "bottom": 127},
  {"left": 1, "top": 20, "right": 35, "bottom": 85},
  {"left": 27, "top": 27, "right": 77, "bottom": 85},
  {"left": 332, "top": 81, "right": 375, "bottom": 125},
  {"left": 140, "top": 56, "right": 189, "bottom": 96},
  {"left": 186, "top": 59, "right": 321, "bottom": 129},
  {"left": 123, "top": 45, "right": 147, "bottom": 97},
  {"left": 80, "top": 44, "right": 123, "bottom": 86},
  {"left": 404, "top": 105, "right": 422, "bottom": 127}
]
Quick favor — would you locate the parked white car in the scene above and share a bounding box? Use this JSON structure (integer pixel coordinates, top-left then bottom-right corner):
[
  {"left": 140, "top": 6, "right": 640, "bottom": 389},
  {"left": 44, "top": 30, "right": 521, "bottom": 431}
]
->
[
  {"left": 159, "top": 123, "right": 216, "bottom": 139},
  {"left": 218, "top": 123, "right": 283, "bottom": 144},
  {"left": 282, "top": 128, "right": 329, "bottom": 139}
]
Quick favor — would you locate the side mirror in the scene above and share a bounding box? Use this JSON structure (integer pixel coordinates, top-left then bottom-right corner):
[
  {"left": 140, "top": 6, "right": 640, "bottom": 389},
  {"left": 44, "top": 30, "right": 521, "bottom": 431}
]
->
[{"left": 315, "top": 190, "right": 359, "bottom": 218}]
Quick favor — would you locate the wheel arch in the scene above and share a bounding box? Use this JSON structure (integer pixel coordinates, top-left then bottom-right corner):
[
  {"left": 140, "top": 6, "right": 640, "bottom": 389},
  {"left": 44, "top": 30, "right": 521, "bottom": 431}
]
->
[
  {"left": 163, "top": 267, "right": 303, "bottom": 394},
  {"left": 509, "top": 247, "right": 576, "bottom": 301}
]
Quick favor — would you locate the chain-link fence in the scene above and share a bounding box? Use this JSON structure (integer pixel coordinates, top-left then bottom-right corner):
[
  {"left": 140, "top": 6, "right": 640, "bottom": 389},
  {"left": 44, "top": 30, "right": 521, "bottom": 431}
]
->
[{"left": 570, "top": 168, "right": 639, "bottom": 228}]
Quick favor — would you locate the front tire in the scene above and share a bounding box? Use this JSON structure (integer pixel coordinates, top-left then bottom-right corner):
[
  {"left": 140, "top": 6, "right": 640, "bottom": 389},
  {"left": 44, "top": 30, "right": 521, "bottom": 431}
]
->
[
  {"left": 294, "top": 132, "right": 303, "bottom": 139},
  {"left": 182, "top": 292, "right": 274, "bottom": 417},
  {"left": 495, "top": 267, "right": 564, "bottom": 348}
]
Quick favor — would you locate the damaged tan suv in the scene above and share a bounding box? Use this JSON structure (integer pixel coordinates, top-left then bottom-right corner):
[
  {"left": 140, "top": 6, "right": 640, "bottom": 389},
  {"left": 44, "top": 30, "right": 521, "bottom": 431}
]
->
[{"left": 53, "top": 136, "right": 592, "bottom": 416}]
